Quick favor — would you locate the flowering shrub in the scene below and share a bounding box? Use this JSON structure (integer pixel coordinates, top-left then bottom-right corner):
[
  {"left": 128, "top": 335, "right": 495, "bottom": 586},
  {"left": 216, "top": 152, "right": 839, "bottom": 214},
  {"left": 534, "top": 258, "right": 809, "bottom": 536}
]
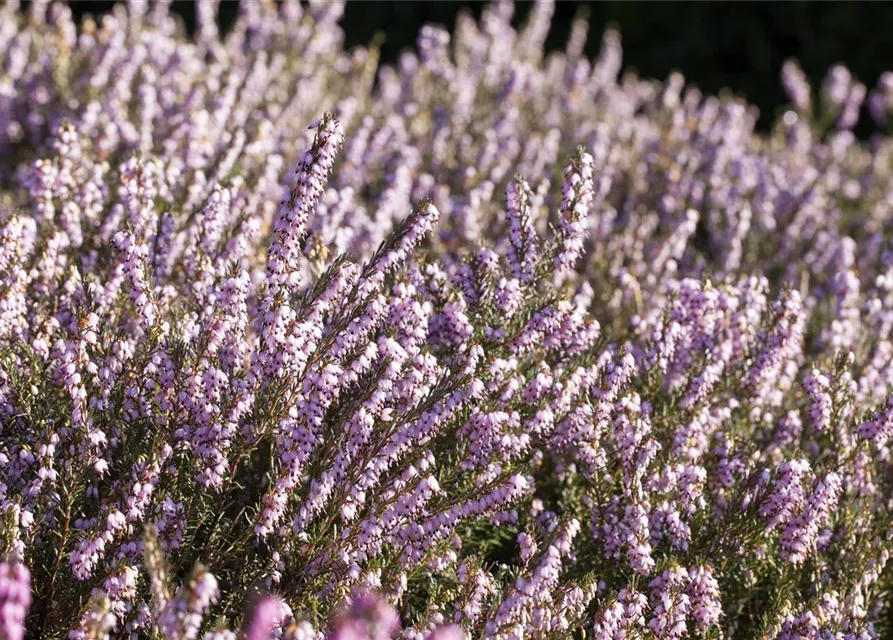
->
[{"left": 2, "top": 1, "right": 893, "bottom": 639}]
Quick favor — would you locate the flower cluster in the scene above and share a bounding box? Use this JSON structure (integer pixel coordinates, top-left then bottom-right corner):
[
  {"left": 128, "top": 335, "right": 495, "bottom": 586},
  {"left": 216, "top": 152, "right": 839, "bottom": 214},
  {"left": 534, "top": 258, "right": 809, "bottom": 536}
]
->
[
  {"left": 2, "top": 1, "right": 893, "bottom": 639},
  {"left": 0, "top": 562, "right": 30, "bottom": 640}
]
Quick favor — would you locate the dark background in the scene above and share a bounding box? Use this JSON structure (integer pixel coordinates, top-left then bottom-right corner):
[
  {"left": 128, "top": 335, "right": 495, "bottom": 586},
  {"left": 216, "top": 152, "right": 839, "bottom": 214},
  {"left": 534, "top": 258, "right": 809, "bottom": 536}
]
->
[{"left": 56, "top": 1, "right": 893, "bottom": 131}]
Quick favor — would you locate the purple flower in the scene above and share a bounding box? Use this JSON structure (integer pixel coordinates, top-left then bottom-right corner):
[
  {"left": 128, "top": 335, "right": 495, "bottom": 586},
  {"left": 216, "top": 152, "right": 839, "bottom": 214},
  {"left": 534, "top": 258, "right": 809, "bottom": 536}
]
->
[
  {"left": 244, "top": 596, "right": 293, "bottom": 640},
  {"left": 327, "top": 594, "right": 400, "bottom": 640},
  {"left": 6, "top": 2, "right": 893, "bottom": 639},
  {"left": 424, "top": 625, "right": 465, "bottom": 640},
  {"left": 553, "top": 148, "right": 594, "bottom": 275},
  {"left": 0, "top": 563, "right": 30, "bottom": 640}
]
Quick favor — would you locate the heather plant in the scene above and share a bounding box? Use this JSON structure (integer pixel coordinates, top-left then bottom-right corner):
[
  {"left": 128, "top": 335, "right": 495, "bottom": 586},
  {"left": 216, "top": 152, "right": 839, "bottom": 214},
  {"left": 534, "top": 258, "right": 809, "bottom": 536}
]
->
[{"left": 3, "top": 1, "right": 893, "bottom": 639}]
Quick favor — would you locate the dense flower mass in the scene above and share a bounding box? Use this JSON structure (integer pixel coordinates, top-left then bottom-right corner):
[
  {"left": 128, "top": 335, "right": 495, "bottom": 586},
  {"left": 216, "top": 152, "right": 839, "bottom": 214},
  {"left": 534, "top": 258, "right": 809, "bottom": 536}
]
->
[{"left": 2, "top": 0, "right": 893, "bottom": 638}]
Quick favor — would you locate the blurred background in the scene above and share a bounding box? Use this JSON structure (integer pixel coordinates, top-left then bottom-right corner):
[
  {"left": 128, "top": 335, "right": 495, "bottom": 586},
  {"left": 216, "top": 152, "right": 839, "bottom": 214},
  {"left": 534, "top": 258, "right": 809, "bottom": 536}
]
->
[{"left": 60, "top": 1, "right": 893, "bottom": 132}]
